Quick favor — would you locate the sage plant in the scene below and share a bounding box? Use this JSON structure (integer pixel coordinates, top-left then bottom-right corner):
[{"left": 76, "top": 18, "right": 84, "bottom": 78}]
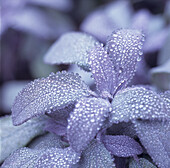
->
[{"left": 2, "top": 29, "right": 170, "bottom": 168}]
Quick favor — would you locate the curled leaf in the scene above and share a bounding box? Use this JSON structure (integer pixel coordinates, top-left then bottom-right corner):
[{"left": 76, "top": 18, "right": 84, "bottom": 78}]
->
[
  {"left": 106, "top": 29, "right": 145, "bottom": 90},
  {"left": 0, "top": 115, "right": 46, "bottom": 163},
  {"left": 12, "top": 71, "right": 90, "bottom": 126},
  {"left": 77, "top": 140, "right": 115, "bottom": 168},
  {"left": 102, "top": 135, "right": 143, "bottom": 157},
  {"left": 88, "top": 44, "right": 116, "bottom": 95},
  {"left": 67, "top": 97, "right": 111, "bottom": 152},
  {"left": 44, "top": 32, "right": 99, "bottom": 70},
  {"left": 133, "top": 120, "right": 170, "bottom": 168},
  {"left": 110, "top": 87, "right": 169, "bottom": 124}
]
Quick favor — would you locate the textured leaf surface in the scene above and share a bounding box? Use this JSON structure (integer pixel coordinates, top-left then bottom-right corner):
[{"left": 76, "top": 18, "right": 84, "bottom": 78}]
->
[
  {"left": 110, "top": 87, "right": 169, "bottom": 124},
  {"left": 150, "top": 59, "right": 170, "bottom": 90},
  {"left": 2, "top": 134, "right": 80, "bottom": 168},
  {"left": 102, "top": 135, "right": 143, "bottom": 157},
  {"left": 28, "top": 133, "right": 65, "bottom": 149},
  {"left": 160, "top": 90, "right": 170, "bottom": 111},
  {"left": 67, "top": 97, "right": 111, "bottom": 152},
  {"left": 129, "top": 158, "right": 157, "bottom": 168},
  {"left": 106, "top": 29, "right": 145, "bottom": 89},
  {"left": 0, "top": 116, "right": 46, "bottom": 163},
  {"left": 133, "top": 120, "right": 170, "bottom": 168},
  {"left": 12, "top": 71, "right": 90, "bottom": 125},
  {"left": 77, "top": 140, "right": 115, "bottom": 168},
  {"left": 36, "top": 147, "right": 80, "bottom": 168},
  {"left": 88, "top": 44, "right": 116, "bottom": 95},
  {"left": 44, "top": 32, "right": 99, "bottom": 70}
]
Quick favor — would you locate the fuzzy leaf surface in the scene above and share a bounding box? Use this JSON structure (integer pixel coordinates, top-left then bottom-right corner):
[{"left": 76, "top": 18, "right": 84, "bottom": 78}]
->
[
  {"left": 76, "top": 140, "right": 115, "bottom": 168},
  {"left": 0, "top": 116, "right": 46, "bottom": 163},
  {"left": 133, "top": 120, "right": 170, "bottom": 168},
  {"left": 129, "top": 158, "right": 157, "bottom": 168},
  {"left": 110, "top": 87, "right": 169, "bottom": 124},
  {"left": 106, "top": 29, "right": 145, "bottom": 90},
  {"left": 44, "top": 32, "right": 99, "bottom": 70},
  {"left": 67, "top": 97, "right": 111, "bottom": 152},
  {"left": 88, "top": 44, "right": 116, "bottom": 95},
  {"left": 102, "top": 135, "right": 143, "bottom": 157},
  {"left": 12, "top": 71, "right": 90, "bottom": 125},
  {"left": 2, "top": 133, "right": 80, "bottom": 168}
]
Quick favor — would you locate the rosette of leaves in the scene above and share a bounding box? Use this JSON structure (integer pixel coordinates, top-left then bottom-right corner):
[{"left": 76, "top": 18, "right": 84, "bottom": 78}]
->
[{"left": 2, "top": 29, "right": 170, "bottom": 168}]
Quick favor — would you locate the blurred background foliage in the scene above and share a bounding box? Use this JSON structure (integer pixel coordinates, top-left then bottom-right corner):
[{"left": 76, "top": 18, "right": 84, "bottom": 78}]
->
[{"left": 0, "top": 0, "right": 170, "bottom": 115}]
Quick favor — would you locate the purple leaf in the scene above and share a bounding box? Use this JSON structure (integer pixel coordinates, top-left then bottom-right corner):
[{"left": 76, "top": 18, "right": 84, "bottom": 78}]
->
[
  {"left": 12, "top": 71, "right": 90, "bottom": 126},
  {"left": 105, "top": 29, "right": 145, "bottom": 90},
  {"left": 44, "top": 32, "right": 99, "bottom": 71},
  {"left": 67, "top": 97, "right": 111, "bottom": 152},
  {"left": 129, "top": 158, "right": 157, "bottom": 168},
  {"left": 109, "top": 87, "right": 169, "bottom": 124},
  {"left": 0, "top": 115, "right": 46, "bottom": 163},
  {"left": 44, "top": 118, "right": 67, "bottom": 136},
  {"left": 77, "top": 140, "right": 115, "bottom": 168},
  {"left": 88, "top": 44, "right": 116, "bottom": 95},
  {"left": 133, "top": 120, "right": 170, "bottom": 168},
  {"left": 102, "top": 135, "right": 143, "bottom": 157},
  {"left": 107, "top": 122, "right": 137, "bottom": 138}
]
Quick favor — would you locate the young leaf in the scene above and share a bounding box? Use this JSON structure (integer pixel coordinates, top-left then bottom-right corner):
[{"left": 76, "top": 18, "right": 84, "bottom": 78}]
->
[
  {"left": 133, "top": 120, "right": 170, "bottom": 168},
  {"left": 88, "top": 44, "right": 116, "bottom": 95},
  {"left": 12, "top": 71, "right": 90, "bottom": 126},
  {"left": 105, "top": 29, "right": 145, "bottom": 90},
  {"left": 109, "top": 87, "right": 169, "bottom": 124},
  {"left": 102, "top": 135, "right": 143, "bottom": 157},
  {"left": 67, "top": 97, "right": 111, "bottom": 152},
  {"left": 129, "top": 158, "right": 157, "bottom": 168},
  {"left": 0, "top": 115, "right": 46, "bottom": 163},
  {"left": 76, "top": 140, "right": 115, "bottom": 168},
  {"left": 44, "top": 32, "right": 99, "bottom": 71}
]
